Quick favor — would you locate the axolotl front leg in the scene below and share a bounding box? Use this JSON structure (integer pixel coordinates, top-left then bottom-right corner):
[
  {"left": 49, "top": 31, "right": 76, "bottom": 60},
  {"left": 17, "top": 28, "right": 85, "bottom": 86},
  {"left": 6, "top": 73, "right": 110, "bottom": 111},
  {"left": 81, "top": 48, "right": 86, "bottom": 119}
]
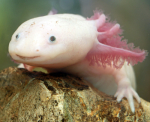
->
[
  {"left": 112, "top": 64, "right": 140, "bottom": 112},
  {"left": 85, "top": 62, "right": 140, "bottom": 113},
  {"left": 86, "top": 12, "right": 146, "bottom": 113},
  {"left": 18, "top": 63, "right": 35, "bottom": 71}
]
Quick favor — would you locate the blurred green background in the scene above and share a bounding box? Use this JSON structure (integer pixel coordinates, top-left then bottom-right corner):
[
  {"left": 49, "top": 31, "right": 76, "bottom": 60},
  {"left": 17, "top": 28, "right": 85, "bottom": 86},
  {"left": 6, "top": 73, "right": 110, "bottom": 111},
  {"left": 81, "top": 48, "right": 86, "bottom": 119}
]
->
[{"left": 0, "top": 0, "right": 150, "bottom": 101}]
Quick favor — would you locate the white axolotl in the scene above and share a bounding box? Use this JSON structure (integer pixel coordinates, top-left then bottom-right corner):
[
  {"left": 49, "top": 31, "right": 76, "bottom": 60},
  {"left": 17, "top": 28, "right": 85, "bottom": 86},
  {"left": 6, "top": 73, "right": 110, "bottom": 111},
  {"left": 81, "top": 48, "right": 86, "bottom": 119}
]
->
[{"left": 9, "top": 10, "right": 147, "bottom": 112}]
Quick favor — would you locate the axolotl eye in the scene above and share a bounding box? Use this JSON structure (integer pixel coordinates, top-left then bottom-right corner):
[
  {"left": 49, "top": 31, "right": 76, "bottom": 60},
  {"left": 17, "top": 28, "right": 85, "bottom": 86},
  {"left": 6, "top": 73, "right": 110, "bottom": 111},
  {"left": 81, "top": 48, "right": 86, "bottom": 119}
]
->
[
  {"left": 49, "top": 35, "right": 56, "bottom": 42},
  {"left": 16, "top": 33, "right": 20, "bottom": 40}
]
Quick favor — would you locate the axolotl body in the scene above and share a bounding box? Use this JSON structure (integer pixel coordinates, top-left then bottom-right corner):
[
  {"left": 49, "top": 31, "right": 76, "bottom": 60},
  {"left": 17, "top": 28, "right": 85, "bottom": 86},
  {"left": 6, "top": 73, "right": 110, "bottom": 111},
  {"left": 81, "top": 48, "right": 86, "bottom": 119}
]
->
[{"left": 9, "top": 10, "right": 147, "bottom": 112}]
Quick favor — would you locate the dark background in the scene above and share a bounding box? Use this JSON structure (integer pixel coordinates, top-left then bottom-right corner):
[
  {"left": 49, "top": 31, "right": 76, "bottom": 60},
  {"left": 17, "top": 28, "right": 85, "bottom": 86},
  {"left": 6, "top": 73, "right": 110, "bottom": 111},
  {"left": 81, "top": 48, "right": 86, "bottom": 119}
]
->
[{"left": 0, "top": 0, "right": 150, "bottom": 101}]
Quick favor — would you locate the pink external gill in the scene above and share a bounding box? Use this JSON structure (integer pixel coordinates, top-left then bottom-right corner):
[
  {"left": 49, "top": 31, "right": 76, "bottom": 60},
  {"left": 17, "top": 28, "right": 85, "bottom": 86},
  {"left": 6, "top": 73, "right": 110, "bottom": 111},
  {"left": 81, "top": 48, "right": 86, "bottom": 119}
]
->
[{"left": 86, "top": 10, "right": 147, "bottom": 68}]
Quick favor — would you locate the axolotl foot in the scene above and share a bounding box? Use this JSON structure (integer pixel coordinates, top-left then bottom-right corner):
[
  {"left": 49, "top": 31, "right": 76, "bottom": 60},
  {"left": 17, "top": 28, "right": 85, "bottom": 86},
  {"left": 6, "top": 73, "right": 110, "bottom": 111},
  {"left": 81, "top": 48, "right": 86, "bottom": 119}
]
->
[
  {"left": 18, "top": 63, "right": 35, "bottom": 72},
  {"left": 114, "top": 85, "right": 141, "bottom": 113}
]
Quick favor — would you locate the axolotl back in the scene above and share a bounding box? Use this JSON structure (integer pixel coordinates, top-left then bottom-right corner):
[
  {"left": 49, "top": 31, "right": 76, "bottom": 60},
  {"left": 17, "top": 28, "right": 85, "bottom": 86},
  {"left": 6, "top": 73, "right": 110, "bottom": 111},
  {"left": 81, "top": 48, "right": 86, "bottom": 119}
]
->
[{"left": 9, "top": 10, "right": 147, "bottom": 113}]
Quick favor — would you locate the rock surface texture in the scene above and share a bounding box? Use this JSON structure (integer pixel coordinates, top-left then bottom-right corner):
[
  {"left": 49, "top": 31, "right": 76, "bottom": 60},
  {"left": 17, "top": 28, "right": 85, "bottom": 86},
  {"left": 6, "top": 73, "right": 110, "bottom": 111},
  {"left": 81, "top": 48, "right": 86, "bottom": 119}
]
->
[{"left": 0, "top": 67, "right": 150, "bottom": 122}]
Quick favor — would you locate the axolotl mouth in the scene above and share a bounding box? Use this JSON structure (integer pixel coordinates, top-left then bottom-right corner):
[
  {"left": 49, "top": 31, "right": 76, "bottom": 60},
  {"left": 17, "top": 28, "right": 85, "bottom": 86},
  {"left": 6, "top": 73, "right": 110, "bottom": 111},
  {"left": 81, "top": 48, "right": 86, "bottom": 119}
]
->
[{"left": 16, "top": 54, "right": 40, "bottom": 60}]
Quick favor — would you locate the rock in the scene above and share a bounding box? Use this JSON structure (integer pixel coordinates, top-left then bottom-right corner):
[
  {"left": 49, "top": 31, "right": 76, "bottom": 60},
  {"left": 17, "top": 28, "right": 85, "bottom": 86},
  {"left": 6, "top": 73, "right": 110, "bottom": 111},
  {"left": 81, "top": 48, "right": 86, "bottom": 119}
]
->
[{"left": 0, "top": 67, "right": 149, "bottom": 122}]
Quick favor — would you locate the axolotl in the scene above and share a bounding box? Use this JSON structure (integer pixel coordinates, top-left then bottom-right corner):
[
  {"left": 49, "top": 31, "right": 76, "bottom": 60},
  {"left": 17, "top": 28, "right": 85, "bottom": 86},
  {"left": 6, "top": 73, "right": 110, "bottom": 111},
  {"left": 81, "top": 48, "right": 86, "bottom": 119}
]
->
[{"left": 9, "top": 10, "right": 147, "bottom": 112}]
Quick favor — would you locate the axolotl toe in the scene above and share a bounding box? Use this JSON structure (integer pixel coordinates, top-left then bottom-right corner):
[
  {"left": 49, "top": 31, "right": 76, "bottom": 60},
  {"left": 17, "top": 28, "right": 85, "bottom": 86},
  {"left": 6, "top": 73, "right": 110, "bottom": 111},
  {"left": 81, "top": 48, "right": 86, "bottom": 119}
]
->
[{"left": 9, "top": 10, "right": 147, "bottom": 113}]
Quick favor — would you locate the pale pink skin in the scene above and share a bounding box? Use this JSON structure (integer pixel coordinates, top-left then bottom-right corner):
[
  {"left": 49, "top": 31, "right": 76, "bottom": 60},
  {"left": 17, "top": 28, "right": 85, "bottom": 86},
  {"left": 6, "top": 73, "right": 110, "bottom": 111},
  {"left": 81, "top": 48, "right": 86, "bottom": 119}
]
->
[{"left": 9, "top": 10, "right": 147, "bottom": 113}]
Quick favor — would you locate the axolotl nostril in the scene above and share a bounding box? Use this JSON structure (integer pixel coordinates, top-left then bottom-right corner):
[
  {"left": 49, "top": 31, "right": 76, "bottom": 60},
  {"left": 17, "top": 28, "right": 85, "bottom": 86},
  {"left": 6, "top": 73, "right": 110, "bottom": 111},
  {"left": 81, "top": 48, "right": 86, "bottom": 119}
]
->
[{"left": 8, "top": 10, "right": 147, "bottom": 112}]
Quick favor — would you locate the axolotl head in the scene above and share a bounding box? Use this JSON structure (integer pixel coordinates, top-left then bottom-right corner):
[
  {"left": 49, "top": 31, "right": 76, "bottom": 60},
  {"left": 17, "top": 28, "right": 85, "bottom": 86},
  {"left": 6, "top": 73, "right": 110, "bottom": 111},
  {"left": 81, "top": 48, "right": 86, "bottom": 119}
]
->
[{"left": 9, "top": 15, "right": 95, "bottom": 68}]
